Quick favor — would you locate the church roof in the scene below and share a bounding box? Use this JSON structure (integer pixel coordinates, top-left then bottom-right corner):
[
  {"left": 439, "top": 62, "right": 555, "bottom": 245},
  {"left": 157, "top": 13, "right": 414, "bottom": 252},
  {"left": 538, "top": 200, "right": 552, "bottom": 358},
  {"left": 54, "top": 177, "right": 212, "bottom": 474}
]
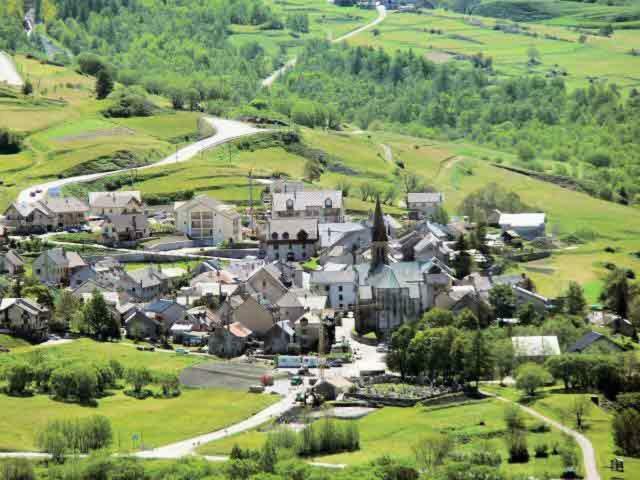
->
[{"left": 372, "top": 197, "right": 388, "bottom": 243}]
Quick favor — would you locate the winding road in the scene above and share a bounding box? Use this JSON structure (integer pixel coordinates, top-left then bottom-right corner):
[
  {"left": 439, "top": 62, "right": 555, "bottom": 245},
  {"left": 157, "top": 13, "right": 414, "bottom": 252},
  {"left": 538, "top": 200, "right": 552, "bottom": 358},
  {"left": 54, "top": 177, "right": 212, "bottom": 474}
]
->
[{"left": 261, "top": 5, "right": 387, "bottom": 87}]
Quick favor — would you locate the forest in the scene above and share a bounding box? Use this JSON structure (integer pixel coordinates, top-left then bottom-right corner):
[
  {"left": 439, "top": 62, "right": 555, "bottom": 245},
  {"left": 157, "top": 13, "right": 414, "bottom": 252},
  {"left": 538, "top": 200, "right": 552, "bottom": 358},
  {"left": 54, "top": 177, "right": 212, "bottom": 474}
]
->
[{"left": 266, "top": 40, "right": 640, "bottom": 205}]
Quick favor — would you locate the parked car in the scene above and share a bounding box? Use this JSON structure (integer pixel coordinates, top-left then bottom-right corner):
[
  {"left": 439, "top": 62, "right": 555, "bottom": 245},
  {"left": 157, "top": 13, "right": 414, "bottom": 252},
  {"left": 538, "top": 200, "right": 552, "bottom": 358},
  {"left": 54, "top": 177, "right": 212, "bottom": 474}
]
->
[
  {"left": 290, "top": 375, "right": 303, "bottom": 386},
  {"left": 175, "top": 348, "right": 189, "bottom": 355},
  {"left": 328, "top": 359, "right": 343, "bottom": 368},
  {"left": 376, "top": 344, "right": 388, "bottom": 353}
]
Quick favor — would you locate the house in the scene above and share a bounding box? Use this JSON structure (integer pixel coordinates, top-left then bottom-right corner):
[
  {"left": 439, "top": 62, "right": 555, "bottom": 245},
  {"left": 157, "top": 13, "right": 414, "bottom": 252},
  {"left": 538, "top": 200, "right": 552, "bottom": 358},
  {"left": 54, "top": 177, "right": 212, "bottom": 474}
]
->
[
  {"left": 567, "top": 331, "right": 624, "bottom": 354},
  {"left": 295, "top": 311, "right": 324, "bottom": 351},
  {"left": 186, "top": 306, "right": 221, "bottom": 331},
  {"left": 0, "top": 250, "right": 25, "bottom": 275},
  {"left": 144, "top": 299, "right": 187, "bottom": 330},
  {"left": 407, "top": 192, "right": 444, "bottom": 220},
  {"left": 208, "top": 322, "right": 252, "bottom": 358},
  {"left": 513, "top": 286, "right": 551, "bottom": 314},
  {"left": 246, "top": 265, "right": 288, "bottom": 305},
  {"left": 3, "top": 196, "right": 88, "bottom": 234},
  {"left": 413, "top": 233, "right": 448, "bottom": 263},
  {"left": 261, "top": 218, "right": 320, "bottom": 262},
  {"left": 267, "top": 179, "right": 305, "bottom": 195},
  {"left": 174, "top": 195, "right": 242, "bottom": 245},
  {"left": 127, "top": 267, "right": 169, "bottom": 301},
  {"left": 271, "top": 190, "right": 344, "bottom": 223},
  {"left": 89, "top": 191, "right": 143, "bottom": 216},
  {"left": 512, "top": 336, "right": 560, "bottom": 362},
  {"left": 276, "top": 289, "right": 328, "bottom": 321},
  {"left": 318, "top": 222, "right": 370, "bottom": 251},
  {"left": 264, "top": 320, "right": 296, "bottom": 354},
  {"left": 0, "top": 298, "right": 50, "bottom": 341},
  {"left": 498, "top": 213, "right": 546, "bottom": 240},
  {"left": 310, "top": 270, "right": 357, "bottom": 311},
  {"left": 124, "top": 310, "right": 159, "bottom": 340},
  {"left": 33, "top": 248, "right": 87, "bottom": 286},
  {"left": 216, "top": 293, "right": 276, "bottom": 337},
  {"left": 101, "top": 213, "right": 150, "bottom": 246}
]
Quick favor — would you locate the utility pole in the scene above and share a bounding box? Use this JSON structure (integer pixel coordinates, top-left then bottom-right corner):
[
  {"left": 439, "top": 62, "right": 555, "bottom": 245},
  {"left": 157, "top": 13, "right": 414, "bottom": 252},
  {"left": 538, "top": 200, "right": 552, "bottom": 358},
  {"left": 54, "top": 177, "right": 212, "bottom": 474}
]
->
[
  {"left": 248, "top": 169, "right": 254, "bottom": 231},
  {"left": 175, "top": 144, "right": 179, "bottom": 163}
]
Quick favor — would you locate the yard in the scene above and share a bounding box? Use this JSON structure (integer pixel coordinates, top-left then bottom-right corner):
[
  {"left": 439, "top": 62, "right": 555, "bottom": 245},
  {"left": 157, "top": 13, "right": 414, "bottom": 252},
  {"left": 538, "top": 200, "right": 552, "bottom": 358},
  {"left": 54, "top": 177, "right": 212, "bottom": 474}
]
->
[
  {"left": 0, "top": 339, "right": 279, "bottom": 452},
  {"left": 483, "top": 385, "right": 640, "bottom": 480},
  {"left": 198, "top": 398, "right": 579, "bottom": 478}
]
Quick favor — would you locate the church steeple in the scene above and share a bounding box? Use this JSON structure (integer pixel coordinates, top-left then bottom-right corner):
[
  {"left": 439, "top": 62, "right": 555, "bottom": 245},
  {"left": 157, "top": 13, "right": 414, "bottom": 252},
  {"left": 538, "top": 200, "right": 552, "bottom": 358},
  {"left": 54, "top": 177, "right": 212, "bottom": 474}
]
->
[{"left": 371, "top": 196, "right": 388, "bottom": 269}]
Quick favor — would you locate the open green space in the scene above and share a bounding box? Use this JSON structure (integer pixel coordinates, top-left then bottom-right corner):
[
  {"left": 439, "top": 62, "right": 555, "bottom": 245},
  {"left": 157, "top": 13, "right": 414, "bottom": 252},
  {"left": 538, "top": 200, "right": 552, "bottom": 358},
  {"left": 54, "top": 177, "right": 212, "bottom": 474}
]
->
[
  {"left": 483, "top": 384, "right": 640, "bottom": 480},
  {"left": 199, "top": 397, "right": 577, "bottom": 477},
  {"left": 0, "top": 339, "right": 278, "bottom": 452}
]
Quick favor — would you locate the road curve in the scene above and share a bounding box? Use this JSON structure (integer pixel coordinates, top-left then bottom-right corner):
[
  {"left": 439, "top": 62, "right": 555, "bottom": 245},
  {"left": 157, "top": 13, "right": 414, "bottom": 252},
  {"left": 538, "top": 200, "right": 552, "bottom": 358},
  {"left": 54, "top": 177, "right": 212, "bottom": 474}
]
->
[
  {"left": 0, "top": 51, "right": 24, "bottom": 87},
  {"left": 16, "top": 118, "right": 265, "bottom": 204},
  {"left": 486, "top": 392, "right": 600, "bottom": 480},
  {"left": 261, "top": 5, "right": 387, "bottom": 88}
]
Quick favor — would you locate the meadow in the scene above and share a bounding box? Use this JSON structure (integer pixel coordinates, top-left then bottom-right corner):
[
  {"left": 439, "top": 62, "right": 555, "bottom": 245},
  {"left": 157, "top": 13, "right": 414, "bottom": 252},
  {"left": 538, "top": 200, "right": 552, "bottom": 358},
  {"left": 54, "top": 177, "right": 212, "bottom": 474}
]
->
[
  {"left": 0, "top": 339, "right": 278, "bottom": 452},
  {"left": 198, "top": 397, "right": 577, "bottom": 477},
  {"left": 483, "top": 384, "right": 640, "bottom": 480}
]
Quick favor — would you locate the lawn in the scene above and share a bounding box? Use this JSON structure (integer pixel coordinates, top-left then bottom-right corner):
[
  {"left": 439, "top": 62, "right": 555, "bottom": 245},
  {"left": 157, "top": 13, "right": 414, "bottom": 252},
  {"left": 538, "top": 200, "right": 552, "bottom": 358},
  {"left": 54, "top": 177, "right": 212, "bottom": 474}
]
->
[
  {"left": 198, "top": 398, "right": 578, "bottom": 477},
  {"left": 123, "top": 260, "right": 201, "bottom": 272},
  {"left": 483, "top": 385, "right": 640, "bottom": 480},
  {"left": 0, "top": 387, "right": 277, "bottom": 453}
]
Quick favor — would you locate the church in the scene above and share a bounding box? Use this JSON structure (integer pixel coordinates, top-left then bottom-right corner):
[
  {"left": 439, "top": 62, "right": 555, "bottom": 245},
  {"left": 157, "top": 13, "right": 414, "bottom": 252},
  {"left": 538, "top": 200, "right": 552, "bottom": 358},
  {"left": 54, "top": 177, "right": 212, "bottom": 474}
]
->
[{"left": 354, "top": 198, "right": 454, "bottom": 336}]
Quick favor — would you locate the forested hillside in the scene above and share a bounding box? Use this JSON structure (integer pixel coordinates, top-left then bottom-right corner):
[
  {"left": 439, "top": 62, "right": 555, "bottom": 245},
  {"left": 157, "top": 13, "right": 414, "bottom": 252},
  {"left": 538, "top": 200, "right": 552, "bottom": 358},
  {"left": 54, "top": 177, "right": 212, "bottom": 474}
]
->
[{"left": 267, "top": 40, "right": 640, "bottom": 205}]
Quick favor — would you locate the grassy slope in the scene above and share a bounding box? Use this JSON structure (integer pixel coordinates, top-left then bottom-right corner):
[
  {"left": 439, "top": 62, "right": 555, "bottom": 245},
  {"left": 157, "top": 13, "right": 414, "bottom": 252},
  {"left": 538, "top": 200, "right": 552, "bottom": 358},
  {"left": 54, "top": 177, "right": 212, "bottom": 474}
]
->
[
  {"left": 0, "top": 339, "right": 278, "bottom": 452},
  {"left": 198, "top": 398, "right": 576, "bottom": 477},
  {"left": 483, "top": 385, "right": 640, "bottom": 480}
]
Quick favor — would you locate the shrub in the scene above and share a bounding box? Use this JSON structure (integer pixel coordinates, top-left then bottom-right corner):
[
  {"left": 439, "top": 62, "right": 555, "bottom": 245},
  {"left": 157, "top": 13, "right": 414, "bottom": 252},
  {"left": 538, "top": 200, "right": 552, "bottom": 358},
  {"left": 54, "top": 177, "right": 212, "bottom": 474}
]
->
[
  {"left": 37, "top": 416, "right": 112, "bottom": 461},
  {"left": 506, "top": 430, "right": 529, "bottom": 463},
  {"left": 296, "top": 419, "right": 359, "bottom": 456},
  {"left": 613, "top": 408, "right": 640, "bottom": 456},
  {"left": 50, "top": 365, "right": 99, "bottom": 403},
  {"left": 3, "top": 362, "right": 33, "bottom": 395},
  {"left": 534, "top": 443, "right": 549, "bottom": 458},
  {"left": 0, "top": 128, "right": 23, "bottom": 155},
  {"left": 1, "top": 458, "right": 35, "bottom": 480},
  {"left": 515, "top": 363, "right": 552, "bottom": 396}
]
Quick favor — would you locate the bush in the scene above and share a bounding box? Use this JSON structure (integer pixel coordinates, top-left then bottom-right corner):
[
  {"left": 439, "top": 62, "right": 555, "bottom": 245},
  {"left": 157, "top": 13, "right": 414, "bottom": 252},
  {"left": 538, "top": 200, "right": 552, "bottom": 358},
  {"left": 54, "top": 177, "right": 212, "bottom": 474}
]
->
[
  {"left": 50, "top": 364, "right": 99, "bottom": 404},
  {"left": 1, "top": 458, "right": 35, "bottom": 480},
  {"left": 103, "top": 89, "right": 155, "bottom": 118},
  {"left": 296, "top": 419, "right": 359, "bottom": 456},
  {"left": 613, "top": 408, "right": 640, "bottom": 456},
  {"left": 515, "top": 363, "right": 552, "bottom": 396},
  {"left": 0, "top": 128, "right": 23, "bottom": 155},
  {"left": 3, "top": 362, "right": 33, "bottom": 395},
  {"left": 534, "top": 443, "right": 549, "bottom": 458}
]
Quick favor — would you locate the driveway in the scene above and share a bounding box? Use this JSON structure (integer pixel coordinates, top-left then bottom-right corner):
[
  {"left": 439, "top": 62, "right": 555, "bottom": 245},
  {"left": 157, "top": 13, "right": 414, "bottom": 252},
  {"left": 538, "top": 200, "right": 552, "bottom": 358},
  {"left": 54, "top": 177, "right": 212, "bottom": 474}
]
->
[
  {"left": 16, "top": 118, "right": 265, "bottom": 204},
  {"left": 0, "top": 51, "right": 23, "bottom": 87}
]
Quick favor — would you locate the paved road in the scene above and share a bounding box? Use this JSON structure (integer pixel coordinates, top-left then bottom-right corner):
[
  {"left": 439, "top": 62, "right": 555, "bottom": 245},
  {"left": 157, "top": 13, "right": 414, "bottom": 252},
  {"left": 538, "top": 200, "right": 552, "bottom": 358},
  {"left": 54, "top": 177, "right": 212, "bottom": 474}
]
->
[
  {"left": 135, "top": 390, "right": 299, "bottom": 459},
  {"left": 485, "top": 391, "right": 600, "bottom": 480},
  {"left": 0, "top": 51, "right": 24, "bottom": 87},
  {"left": 261, "top": 5, "right": 387, "bottom": 88},
  {"left": 16, "top": 118, "right": 265, "bottom": 204}
]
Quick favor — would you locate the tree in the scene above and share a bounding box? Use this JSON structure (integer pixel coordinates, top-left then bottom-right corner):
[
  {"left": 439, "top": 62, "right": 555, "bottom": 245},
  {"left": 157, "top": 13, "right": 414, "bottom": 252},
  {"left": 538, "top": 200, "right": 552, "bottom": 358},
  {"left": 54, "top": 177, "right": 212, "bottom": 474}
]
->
[
  {"left": 489, "top": 284, "right": 516, "bottom": 319},
  {"left": 494, "top": 339, "right": 516, "bottom": 385},
  {"left": 422, "top": 308, "right": 455, "bottom": 328},
  {"left": 565, "top": 281, "right": 587, "bottom": 316},
  {"left": 466, "top": 329, "right": 493, "bottom": 388},
  {"left": 0, "top": 458, "right": 35, "bottom": 480},
  {"left": 517, "top": 302, "right": 541, "bottom": 326},
  {"left": 515, "top": 363, "right": 552, "bottom": 396},
  {"left": 21, "top": 79, "right": 33, "bottom": 96},
  {"left": 569, "top": 396, "right": 592, "bottom": 430},
  {"left": 412, "top": 433, "right": 454, "bottom": 471},
  {"left": 526, "top": 47, "right": 541, "bottom": 65},
  {"left": 53, "top": 290, "right": 81, "bottom": 333},
  {"left": 303, "top": 159, "right": 322, "bottom": 183},
  {"left": 125, "top": 367, "right": 152, "bottom": 395},
  {"left": 95, "top": 69, "right": 114, "bottom": 100},
  {"left": 600, "top": 268, "right": 630, "bottom": 318},
  {"left": 387, "top": 323, "right": 416, "bottom": 380},
  {"left": 613, "top": 408, "right": 640, "bottom": 456},
  {"left": 452, "top": 235, "right": 472, "bottom": 280},
  {"left": 517, "top": 143, "right": 535, "bottom": 162},
  {"left": 504, "top": 405, "right": 529, "bottom": 463},
  {"left": 83, "top": 291, "right": 119, "bottom": 340},
  {"left": 3, "top": 362, "right": 33, "bottom": 395},
  {"left": 22, "top": 284, "right": 54, "bottom": 309}
]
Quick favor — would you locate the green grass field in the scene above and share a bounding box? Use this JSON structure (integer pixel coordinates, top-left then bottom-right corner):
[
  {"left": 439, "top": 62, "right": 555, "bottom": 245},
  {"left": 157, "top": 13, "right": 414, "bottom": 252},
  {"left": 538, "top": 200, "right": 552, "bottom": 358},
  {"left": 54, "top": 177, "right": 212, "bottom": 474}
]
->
[
  {"left": 198, "top": 398, "right": 577, "bottom": 477},
  {"left": 0, "top": 339, "right": 278, "bottom": 452},
  {"left": 483, "top": 385, "right": 640, "bottom": 480}
]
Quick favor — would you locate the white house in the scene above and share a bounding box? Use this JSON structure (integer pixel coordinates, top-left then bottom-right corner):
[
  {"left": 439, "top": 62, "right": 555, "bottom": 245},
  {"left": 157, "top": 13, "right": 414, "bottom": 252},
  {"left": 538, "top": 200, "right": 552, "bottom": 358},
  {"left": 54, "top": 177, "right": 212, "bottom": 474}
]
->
[
  {"left": 88, "top": 191, "right": 143, "bottom": 216},
  {"left": 309, "top": 269, "right": 357, "bottom": 311},
  {"left": 271, "top": 190, "right": 344, "bottom": 223},
  {"left": 33, "top": 248, "right": 87, "bottom": 286},
  {"left": 498, "top": 213, "right": 546, "bottom": 240},
  {"left": 174, "top": 195, "right": 241, "bottom": 245}
]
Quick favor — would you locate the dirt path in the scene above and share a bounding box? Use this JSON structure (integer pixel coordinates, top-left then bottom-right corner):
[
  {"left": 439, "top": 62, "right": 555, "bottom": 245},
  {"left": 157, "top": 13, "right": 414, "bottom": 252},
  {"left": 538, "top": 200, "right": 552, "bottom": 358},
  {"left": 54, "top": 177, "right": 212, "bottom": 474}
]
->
[
  {"left": 0, "top": 51, "right": 23, "bottom": 87},
  {"left": 261, "top": 5, "right": 387, "bottom": 88},
  {"left": 484, "top": 391, "right": 600, "bottom": 480}
]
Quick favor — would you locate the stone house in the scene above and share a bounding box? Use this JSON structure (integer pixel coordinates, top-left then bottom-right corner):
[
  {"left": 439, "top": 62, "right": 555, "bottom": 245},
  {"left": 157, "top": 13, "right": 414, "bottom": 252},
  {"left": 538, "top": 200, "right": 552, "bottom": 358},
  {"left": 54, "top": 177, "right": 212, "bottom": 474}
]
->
[
  {"left": 126, "top": 267, "right": 170, "bottom": 302},
  {"left": 33, "top": 248, "right": 87, "bottom": 286},
  {"left": 208, "top": 322, "right": 252, "bottom": 358},
  {"left": 101, "top": 213, "right": 150, "bottom": 246},
  {"left": 262, "top": 218, "right": 320, "bottom": 262},
  {"left": 271, "top": 190, "right": 344, "bottom": 223},
  {"left": 406, "top": 192, "right": 444, "bottom": 220},
  {"left": 216, "top": 294, "right": 276, "bottom": 337},
  {"left": 0, "top": 250, "right": 25, "bottom": 275},
  {"left": 246, "top": 265, "right": 288, "bottom": 306},
  {"left": 3, "top": 196, "right": 88, "bottom": 234},
  {"left": 144, "top": 299, "right": 187, "bottom": 331},
  {"left": 124, "top": 310, "right": 159, "bottom": 340},
  {"left": 88, "top": 191, "right": 143, "bottom": 216},
  {"left": 0, "top": 298, "right": 50, "bottom": 341},
  {"left": 174, "top": 195, "right": 242, "bottom": 245},
  {"left": 264, "top": 320, "right": 296, "bottom": 354}
]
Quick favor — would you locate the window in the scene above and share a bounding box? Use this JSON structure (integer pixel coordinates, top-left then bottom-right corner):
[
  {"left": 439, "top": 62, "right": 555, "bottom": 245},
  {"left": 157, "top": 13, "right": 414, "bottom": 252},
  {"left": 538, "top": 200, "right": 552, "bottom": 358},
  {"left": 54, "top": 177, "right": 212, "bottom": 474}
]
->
[
  {"left": 282, "top": 232, "right": 289, "bottom": 240},
  {"left": 339, "top": 294, "right": 343, "bottom": 301},
  {"left": 324, "top": 198, "right": 332, "bottom": 208},
  {"left": 338, "top": 286, "right": 343, "bottom": 292},
  {"left": 286, "top": 198, "right": 294, "bottom": 210},
  {"left": 271, "top": 232, "right": 278, "bottom": 240},
  {"left": 325, "top": 286, "right": 329, "bottom": 292}
]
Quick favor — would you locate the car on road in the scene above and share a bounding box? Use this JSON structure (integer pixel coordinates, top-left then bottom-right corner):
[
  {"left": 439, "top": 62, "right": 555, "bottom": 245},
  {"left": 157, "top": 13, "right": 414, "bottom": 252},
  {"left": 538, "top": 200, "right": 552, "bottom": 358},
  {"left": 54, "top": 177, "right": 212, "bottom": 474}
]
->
[
  {"left": 327, "top": 359, "right": 343, "bottom": 368},
  {"left": 376, "top": 344, "right": 388, "bottom": 353},
  {"left": 175, "top": 348, "right": 189, "bottom": 355},
  {"left": 290, "top": 375, "right": 303, "bottom": 386},
  {"left": 48, "top": 334, "right": 60, "bottom": 341}
]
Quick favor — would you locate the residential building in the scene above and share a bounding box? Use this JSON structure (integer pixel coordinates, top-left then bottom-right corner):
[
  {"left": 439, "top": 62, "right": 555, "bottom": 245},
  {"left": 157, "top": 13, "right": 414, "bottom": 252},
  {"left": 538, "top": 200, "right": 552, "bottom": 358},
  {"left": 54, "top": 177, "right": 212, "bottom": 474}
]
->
[
  {"left": 216, "top": 293, "right": 276, "bottom": 337},
  {"left": 101, "top": 213, "right": 150, "bottom": 246},
  {"left": 88, "top": 191, "right": 143, "bottom": 216},
  {"left": 246, "top": 264, "right": 288, "bottom": 305},
  {"left": 144, "top": 299, "right": 187, "bottom": 330},
  {"left": 124, "top": 310, "right": 159, "bottom": 340},
  {"left": 3, "top": 196, "right": 88, "bottom": 233},
  {"left": 174, "top": 195, "right": 241, "bottom": 245},
  {"left": 406, "top": 192, "right": 444, "bottom": 220},
  {"left": 262, "top": 218, "right": 320, "bottom": 262},
  {"left": 295, "top": 311, "right": 324, "bottom": 351},
  {"left": 33, "top": 248, "right": 87, "bottom": 286},
  {"left": 567, "top": 331, "right": 624, "bottom": 354},
  {"left": 0, "top": 250, "right": 25, "bottom": 275},
  {"left": 127, "top": 267, "right": 170, "bottom": 301},
  {"left": 498, "top": 213, "right": 546, "bottom": 240},
  {"left": 0, "top": 298, "right": 50, "bottom": 340},
  {"left": 310, "top": 270, "right": 357, "bottom": 311},
  {"left": 271, "top": 190, "right": 344, "bottom": 223},
  {"left": 264, "top": 320, "right": 296, "bottom": 354},
  {"left": 208, "top": 322, "right": 252, "bottom": 358},
  {"left": 512, "top": 336, "right": 560, "bottom": 362}
]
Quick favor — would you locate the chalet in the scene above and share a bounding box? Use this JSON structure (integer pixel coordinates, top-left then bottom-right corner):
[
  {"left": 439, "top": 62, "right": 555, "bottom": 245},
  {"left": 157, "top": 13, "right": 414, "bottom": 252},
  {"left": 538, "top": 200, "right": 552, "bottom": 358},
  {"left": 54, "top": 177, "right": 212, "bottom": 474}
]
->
[
  {"left": 3, "top": 196, "right": 88, "bottom": 234},
  {"left": 262, "top": 218, "right": 320, "bottom": 262},
  {"left": 407, "top": 192, "right": 444, "bottom": 220},
  {"left": 0, "top": 250, "right": 25, "bottom": 275},
  {"left": 216, "top": 293, "right": 276, "bottom": 337},
  {"left": 174, "top": 195, "right": 241, "bottom": 245},
  {"left": 124, "top": 310, "right": 159, "bottom": 340},
  {"left": 0, "top": 298, "right": 50, "bottom": 341},
  {"left": 88, "top": 191, "right": 143, "bottom": 216},
  {"left": 101, "top": 213, "right": 150, "bottom": 246},
  {"left": 271, "top": 190, "right": 344, "bottom": 223},
  {"left": 33, "top": 248, "right": 87, "bottom": 286},
  {"left": 208, "top": 322, "right": 252, "bottom": 358}
]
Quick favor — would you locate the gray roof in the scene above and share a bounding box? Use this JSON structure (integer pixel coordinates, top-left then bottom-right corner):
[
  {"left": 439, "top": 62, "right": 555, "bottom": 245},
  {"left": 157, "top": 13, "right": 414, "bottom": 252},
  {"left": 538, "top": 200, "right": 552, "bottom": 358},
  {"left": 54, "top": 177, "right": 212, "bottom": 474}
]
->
[
  {"left": 407, "top": 192, "right": 443, "bottom": 204},
  {"left": 272, "top": 190, "right": 342, "bottom": 213},
  {"left": 499, "top": 213, "right": 546, "bottom": 228},
  {"left": 567, "top": 331, "right": 623, "bottom": 353},
  {"left": 89, "top": 191, "right": 141, "bottom": 209},
  {"left": 318, "top": 222, "right": 367, "bottom": 248},
  {"left": 273, "top": 320, "right": 295, "bottom": 336},
  {"left": 104, "top": 213, "right": 148, "bottom": 231},
  {"left": 40, "top": 196, "right": 89, "bottom": 214},
  {"left": 512, "top": 336, "right": 560, "bottom": 357},
  {"left": 0, "top": 298, "right": 48, "bottom": 315},
  {"left": 4, "top": 250, "right": 24, "bottom": 266},
  {"left": 276, "top": 290, "right": 304, "bottom": 308},
  {"left": 266, "top": 218, "right": 319, "bottom": 241},
  {"left": 310, "top": 270, "right": 356, "bottom": 284},
  {"left": 413, "top": 233, "right": 439, "bottom": 253},
  {"left": 128, "top": 267, "right": 168, "bottom": 288},
  {"left": 145, "top": 299, "right": 184, "bottom": 313},
  {"left": 41, "top": 248, "right": 86, "bottom": 268}
]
